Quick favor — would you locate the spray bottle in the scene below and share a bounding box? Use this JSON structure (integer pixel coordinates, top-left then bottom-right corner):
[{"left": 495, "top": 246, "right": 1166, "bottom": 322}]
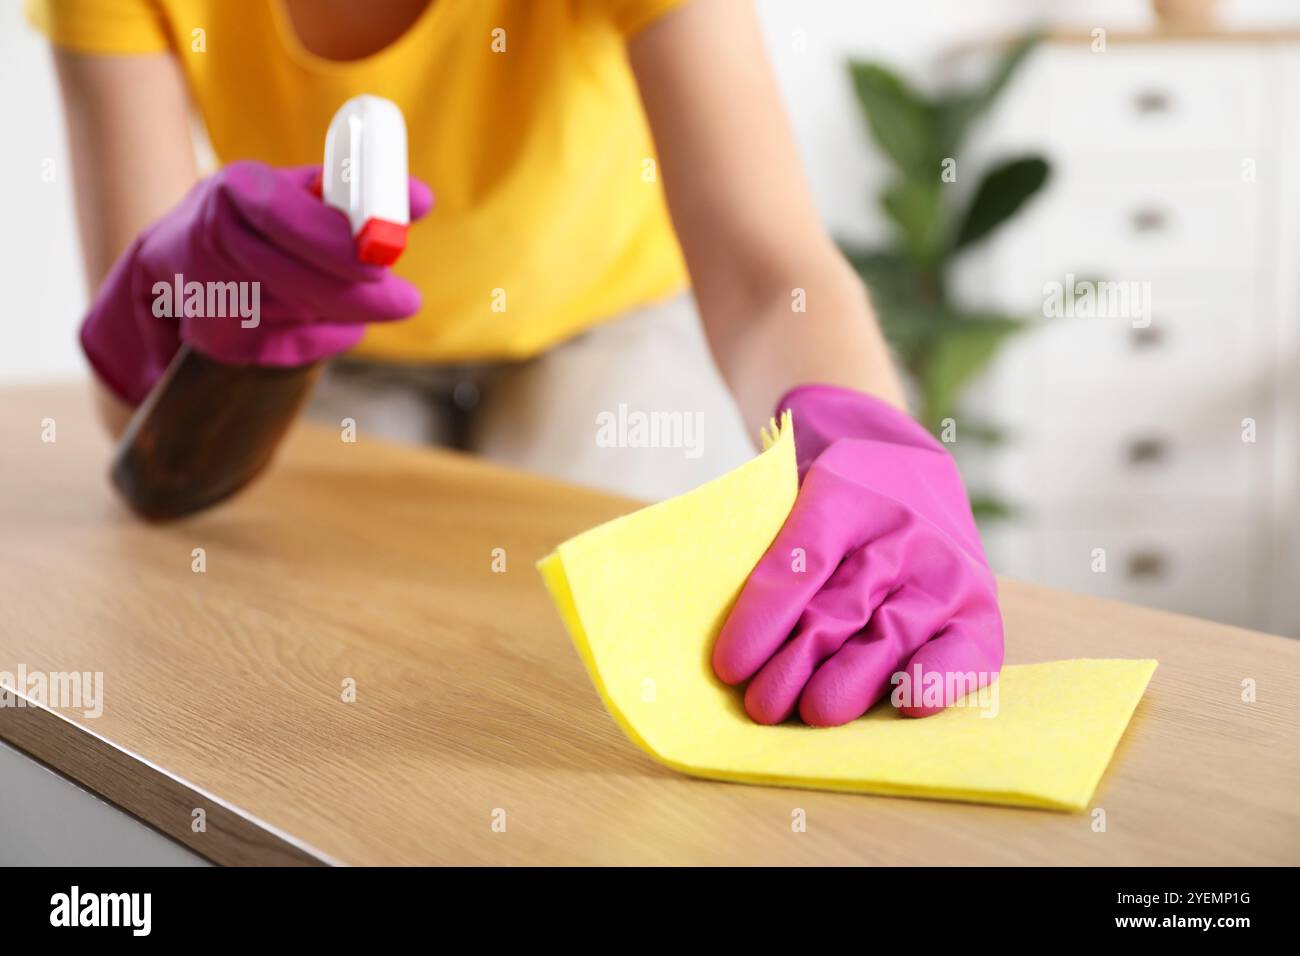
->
[{"left": 111, "top": 95, "right": 410, "bottom": 520}]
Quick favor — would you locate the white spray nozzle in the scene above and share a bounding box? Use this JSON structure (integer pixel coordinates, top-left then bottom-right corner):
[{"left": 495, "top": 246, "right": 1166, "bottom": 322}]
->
[{"left": 322, "top": 94, "right": 410, "bottom": 265}]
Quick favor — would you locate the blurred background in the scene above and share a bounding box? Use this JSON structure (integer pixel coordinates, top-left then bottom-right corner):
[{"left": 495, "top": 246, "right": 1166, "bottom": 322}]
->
[{"left": 5, "top": 0, "right": 1299, "bottom": 634}]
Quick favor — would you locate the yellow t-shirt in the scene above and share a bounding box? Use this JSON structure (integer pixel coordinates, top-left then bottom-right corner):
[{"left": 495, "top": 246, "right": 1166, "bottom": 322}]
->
[{"left": 26, "top": 0, "right": 690, "bottom": 363}]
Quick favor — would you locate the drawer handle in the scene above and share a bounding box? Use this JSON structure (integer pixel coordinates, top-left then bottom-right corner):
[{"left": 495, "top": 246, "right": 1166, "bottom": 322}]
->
[
  {"left": 1131, "top": 207, "right": 1168, "bottom": 233},
  {"left": 1127, "top": 436, "right": 1169, "bottom": 465},
  {"left": 1126, "top": 550, "right": 1168, "bottom": 580},
  {"left": 1133, "top": 89, "right": 1173, "bottom": 115},
  {"left": 1131, "top": 326, "right": 1165, "bottom": 349}
]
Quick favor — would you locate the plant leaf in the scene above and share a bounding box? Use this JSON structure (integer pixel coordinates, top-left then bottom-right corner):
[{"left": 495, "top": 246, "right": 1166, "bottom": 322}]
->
[
  {"left": 970, "top": 494, "right": 1015, "bottom": 523},
  {"left": 871, "top": 302, "right": 951, "bottom": 374},
  {"left": 981, "top": 32, "right": 1043, "bottom": 109},
  {"left": 882, "top": 179, "right": 947, "bottom": 267},
  {"left": 839, "top": 246, "right": 921, "bottom": 308},
  {"left": 935, "top": 32, "right": 1043, "bottom": 155},
  {"left": 848, "top": 61, "right": 939, "bottom": 175},
  {"left": 953, "top": 419, "right": 1008, "bottom": 445},
  {"left": 917, "top": 314, "right": 1024, "bottom": 431},
  {"left": 951, "top": 156, "right": 1049, "bottom": 252}
]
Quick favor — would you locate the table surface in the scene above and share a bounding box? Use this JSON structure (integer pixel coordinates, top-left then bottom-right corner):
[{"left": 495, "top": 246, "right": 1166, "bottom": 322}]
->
[{"left": 2, "top": 384, "right": 1297, "bottom": 865}]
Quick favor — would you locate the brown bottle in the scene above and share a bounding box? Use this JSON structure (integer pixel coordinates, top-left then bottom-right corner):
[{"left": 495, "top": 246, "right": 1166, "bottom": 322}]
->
[
  {"left": 111, "top": 94, "right": 409, "bottom": 521},
  {"left": 110, "top": 346, "right": 322, "bottom": 521}
]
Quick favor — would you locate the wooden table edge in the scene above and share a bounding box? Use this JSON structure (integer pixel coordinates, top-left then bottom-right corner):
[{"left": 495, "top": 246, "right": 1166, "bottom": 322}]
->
[{"left": 0, "top": 687, "right": 333, "bottom": 866}]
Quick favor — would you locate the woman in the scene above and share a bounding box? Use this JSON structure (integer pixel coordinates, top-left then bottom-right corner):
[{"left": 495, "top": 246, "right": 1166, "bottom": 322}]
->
[{"left": 31, "top": 0, "right": 1002, "bottom": 725}]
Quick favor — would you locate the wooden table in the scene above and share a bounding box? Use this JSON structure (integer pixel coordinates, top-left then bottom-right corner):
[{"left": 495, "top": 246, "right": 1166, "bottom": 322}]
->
[{"left": 2, "top": 384, "right": 1297, "bottom": 865}]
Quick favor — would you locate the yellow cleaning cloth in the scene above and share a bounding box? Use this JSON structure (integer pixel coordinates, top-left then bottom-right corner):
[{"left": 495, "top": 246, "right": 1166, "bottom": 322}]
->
[{"left": 538, "top": 414, "right": 1155, "bottom": 811}]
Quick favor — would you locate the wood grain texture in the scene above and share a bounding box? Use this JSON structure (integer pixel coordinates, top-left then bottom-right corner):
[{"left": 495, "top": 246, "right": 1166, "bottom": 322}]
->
[{"left": 1, "top": 384, "right": 1297, "bottom": 865}]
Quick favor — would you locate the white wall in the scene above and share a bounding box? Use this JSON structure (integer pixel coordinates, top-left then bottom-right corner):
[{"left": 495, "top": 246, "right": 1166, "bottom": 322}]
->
[
  {"left": 2, "top": 0, "right": 88, "bottom": 383},
  {"left": 5, "top": 0, "right": 1300, "bottom": 384}
]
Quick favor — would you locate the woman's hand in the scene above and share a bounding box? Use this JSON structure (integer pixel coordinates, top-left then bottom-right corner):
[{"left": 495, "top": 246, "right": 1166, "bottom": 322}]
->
[
  {"left": 629, "top": 4, "right": 994, "bottom": 724},
  {"left": 713, "top": 385, "right": 1004, "bottom": 726},
  {"left": 81, "top": 161, "right": 433, "bottom": 406}
]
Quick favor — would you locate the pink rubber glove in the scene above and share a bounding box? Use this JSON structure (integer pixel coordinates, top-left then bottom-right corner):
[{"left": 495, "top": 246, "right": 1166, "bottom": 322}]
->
[
  {"left": 81, "top": 161, "right": 434, "bottom": 406},
  {"left": 713, "top": 384, "right": 1003, "bottom": 726}
]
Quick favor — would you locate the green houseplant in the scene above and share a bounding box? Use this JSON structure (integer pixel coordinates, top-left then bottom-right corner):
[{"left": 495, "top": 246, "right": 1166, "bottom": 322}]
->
[{"left": 841, "top": 35, "right": 1048, "bottom": 517}]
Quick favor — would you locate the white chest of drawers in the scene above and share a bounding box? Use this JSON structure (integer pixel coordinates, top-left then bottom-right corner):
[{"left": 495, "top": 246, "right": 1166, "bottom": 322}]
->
[{"left": 953, "top": 33, "right": 1300, "bottom": 634}]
